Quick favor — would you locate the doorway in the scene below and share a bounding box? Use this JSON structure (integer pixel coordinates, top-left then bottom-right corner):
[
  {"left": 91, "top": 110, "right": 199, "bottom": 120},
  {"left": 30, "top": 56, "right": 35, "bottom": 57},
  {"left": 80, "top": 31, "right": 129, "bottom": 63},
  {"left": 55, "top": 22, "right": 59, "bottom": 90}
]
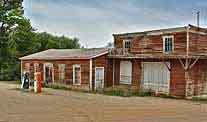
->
[{"left": 95, "top": 67, "right": 104, "bottom": 90}]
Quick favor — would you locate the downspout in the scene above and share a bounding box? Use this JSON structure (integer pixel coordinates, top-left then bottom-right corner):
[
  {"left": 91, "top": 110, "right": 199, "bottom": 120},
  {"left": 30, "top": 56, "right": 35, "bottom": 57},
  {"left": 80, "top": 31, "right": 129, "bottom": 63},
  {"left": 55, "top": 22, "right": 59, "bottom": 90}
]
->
[
  {"left": 112, "top": 59, "right": 115, "bottom": 87},
  {"left": 89, "top": 59, "right": 93, "bottom": 90}
]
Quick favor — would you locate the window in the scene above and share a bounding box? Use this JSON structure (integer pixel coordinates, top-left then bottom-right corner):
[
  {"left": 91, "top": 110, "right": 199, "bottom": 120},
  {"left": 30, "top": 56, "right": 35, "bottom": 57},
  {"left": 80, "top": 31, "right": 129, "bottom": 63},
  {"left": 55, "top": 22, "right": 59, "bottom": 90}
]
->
[
  {"left": 163, "top": 36, "right": 174, "bottom": 53},
  {"left": 58, "top": 64, "right": 65, "bottom": 80},
  {"left": 34, "top": 63, "right": 39, "bottom": 73},
  {"left": 25, "top": 63, "right": 30, "bottom": 72},
  {"left": 120, "top": 61, "right": 132, "bottom": 84},
  {"left": 73, "top": 65, "right": 81, "bottom": 85},
  {"left": 123, "top": 40, "right": 131, "bottom": 49}
]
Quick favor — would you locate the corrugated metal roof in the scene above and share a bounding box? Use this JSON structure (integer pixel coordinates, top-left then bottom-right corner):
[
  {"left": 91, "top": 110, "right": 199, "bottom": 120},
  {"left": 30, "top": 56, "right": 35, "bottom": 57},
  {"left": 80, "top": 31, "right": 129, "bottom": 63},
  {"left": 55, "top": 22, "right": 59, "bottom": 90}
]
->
[{"left": 19, "top": 48, "right": 109, "bottom": 60}]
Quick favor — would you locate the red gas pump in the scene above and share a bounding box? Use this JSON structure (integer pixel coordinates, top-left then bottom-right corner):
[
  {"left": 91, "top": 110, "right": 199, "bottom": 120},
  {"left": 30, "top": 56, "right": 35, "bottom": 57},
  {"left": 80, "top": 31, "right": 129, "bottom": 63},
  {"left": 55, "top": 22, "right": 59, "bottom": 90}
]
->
[{"left": 34, "top": 72, "right": 42, "bottom": 93}]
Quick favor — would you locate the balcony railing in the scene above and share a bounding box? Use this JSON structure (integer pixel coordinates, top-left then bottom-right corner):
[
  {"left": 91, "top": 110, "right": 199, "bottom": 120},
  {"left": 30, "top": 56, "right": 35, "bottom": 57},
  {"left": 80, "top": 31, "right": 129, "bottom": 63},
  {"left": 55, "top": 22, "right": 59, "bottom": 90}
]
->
[{"left": 109, "top": 48, "right": 132, "bottom": 56}]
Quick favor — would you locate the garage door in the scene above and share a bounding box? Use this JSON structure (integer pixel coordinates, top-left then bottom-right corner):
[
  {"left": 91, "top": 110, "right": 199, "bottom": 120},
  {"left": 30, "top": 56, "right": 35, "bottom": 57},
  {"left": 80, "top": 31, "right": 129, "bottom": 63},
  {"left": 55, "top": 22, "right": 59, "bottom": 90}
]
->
[
  {"left": 141, "top": 62, "right": 170, "bottom": 93},
  {"left": 120, "top": 61, "right": 132, "bottom": 84}
]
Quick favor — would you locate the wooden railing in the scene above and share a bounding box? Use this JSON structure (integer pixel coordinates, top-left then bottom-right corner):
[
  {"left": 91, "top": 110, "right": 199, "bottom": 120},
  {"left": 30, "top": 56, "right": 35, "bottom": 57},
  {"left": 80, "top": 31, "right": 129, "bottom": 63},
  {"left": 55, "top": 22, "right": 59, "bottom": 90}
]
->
[{"left": 109, "top": 48, "right": 132, "bottom": 56}]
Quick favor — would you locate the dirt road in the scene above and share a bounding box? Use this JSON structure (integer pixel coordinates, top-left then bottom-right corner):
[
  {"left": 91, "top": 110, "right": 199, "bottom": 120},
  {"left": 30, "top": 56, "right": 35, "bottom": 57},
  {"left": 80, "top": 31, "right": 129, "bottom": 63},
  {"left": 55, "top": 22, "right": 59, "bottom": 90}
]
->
[{"left": 0, "top": 82, "right": 207, "bottom": 122}]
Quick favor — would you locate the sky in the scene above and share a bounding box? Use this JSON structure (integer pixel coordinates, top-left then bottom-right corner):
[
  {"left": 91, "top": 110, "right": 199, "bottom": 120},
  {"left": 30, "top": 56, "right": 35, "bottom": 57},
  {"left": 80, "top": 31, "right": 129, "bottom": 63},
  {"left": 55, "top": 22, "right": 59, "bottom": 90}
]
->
[{"left": 23, "top": 0, "right": 207, "bottom": 48}]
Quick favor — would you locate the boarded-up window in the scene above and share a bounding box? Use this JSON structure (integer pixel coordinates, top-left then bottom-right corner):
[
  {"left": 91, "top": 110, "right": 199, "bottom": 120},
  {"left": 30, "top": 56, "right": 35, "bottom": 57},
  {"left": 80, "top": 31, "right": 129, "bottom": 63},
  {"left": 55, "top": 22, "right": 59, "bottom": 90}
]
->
[
  {"left": 58, "top": 64, "right": 65, "bottom": 80},
  {"left": 34, "top": 63, "right": 39, "bottom": 73},
  {"left": 120, "top": 61, "right": 132, "bottom": 84},
  {"left": 140, "top": 36, "right": 151, "bottom": 48},
  {"left": 25, "top": 63, "right": 30, "bottom": 72},
  {"left": 73, "top": 65, "right": 81, "bottom": 85}
]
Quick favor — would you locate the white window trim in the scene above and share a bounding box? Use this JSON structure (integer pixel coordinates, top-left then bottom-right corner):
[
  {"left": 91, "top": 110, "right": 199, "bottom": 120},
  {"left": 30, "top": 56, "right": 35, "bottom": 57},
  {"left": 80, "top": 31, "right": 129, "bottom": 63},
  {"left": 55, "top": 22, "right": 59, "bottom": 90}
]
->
[
  {"left": 43, "top": 63, "right": 54, "bottom": 83},
  {"left": 95, "top": 67, "right": 105, "bottom": 90},
  {"left": 162, "top": 35, "right": 174, "bottom": 53},
  {"left": 73, "top": 64, "right": 81, "bottom": 85},
  {"left": 123, "top": 39, "right": 131, "bottom": 49}
]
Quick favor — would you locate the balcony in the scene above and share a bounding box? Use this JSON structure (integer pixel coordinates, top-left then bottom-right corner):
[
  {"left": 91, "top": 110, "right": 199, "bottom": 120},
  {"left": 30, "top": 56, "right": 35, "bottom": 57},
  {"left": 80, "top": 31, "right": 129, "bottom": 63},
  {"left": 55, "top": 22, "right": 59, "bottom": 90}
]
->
[{"left": 109, "top": 48, "right": 133, "bottom": 56}]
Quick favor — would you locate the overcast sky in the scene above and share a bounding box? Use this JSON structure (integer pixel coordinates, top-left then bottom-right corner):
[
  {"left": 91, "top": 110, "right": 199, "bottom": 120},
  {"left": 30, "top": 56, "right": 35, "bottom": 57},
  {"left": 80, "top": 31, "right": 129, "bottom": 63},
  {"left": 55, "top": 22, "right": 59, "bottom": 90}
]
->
[{"left": 23, "top": 0, "right": 207, "bottom": 47}]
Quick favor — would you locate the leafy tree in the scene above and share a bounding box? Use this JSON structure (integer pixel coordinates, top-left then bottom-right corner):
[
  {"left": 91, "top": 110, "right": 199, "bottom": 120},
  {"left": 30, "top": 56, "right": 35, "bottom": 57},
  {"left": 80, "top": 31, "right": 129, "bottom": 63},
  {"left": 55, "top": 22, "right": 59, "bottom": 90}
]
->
[
  {"left": 0, "top": 0, "right": 32, "bottom": 80},
  {"left": 0, "top": 0, "right": 81, "bottom": 81}
]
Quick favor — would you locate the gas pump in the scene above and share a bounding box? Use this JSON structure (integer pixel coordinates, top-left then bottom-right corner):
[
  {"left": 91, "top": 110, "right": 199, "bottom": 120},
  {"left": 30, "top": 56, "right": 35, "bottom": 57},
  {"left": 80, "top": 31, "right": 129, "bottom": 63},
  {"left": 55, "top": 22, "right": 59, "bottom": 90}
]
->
[
  {"left": 21, "top": 71, "right": 30, "bottom": 90},
  {"left": 34, "top": 72, "right": 42, "bottom": 93}
]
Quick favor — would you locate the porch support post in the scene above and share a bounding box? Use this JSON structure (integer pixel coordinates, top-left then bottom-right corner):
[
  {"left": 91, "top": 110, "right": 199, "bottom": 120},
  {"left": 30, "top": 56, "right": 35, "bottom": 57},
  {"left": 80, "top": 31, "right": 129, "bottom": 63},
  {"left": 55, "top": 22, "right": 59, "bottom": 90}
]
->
[
  {"left": 189, "top": 57, "right": 200, "bottom": 70},
  {"left": 89, "top": 59, "right": 93, "bottom": 90}
]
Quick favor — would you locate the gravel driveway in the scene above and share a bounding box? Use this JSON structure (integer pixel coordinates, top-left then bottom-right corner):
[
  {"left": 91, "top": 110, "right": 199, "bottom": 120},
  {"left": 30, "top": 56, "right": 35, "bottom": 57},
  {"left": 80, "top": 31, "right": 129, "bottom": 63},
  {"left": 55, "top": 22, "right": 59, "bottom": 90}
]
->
[{"left": 0, "top": 82, "right": 207, "bottom": 122}]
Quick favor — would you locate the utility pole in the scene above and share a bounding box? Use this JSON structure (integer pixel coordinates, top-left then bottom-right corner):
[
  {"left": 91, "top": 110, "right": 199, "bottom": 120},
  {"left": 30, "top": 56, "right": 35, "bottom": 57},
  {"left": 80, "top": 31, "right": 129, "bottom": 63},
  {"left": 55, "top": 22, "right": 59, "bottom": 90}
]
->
[{"left": 197, "top": 11, "right": 200, "bottom": 27}]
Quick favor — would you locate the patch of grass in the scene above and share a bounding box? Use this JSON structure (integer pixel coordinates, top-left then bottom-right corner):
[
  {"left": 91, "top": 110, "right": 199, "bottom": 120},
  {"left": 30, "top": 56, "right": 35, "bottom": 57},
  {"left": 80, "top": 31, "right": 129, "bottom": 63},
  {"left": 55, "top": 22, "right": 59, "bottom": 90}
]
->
[
  {"left": 102, "top": 89, "right": 153, "bottom": 97},
  {"left": 191, "top": 96, "right": 207, "bottom": 103},
  {"left": 45, "top": 84, "right": 72, "bottom": 91}
]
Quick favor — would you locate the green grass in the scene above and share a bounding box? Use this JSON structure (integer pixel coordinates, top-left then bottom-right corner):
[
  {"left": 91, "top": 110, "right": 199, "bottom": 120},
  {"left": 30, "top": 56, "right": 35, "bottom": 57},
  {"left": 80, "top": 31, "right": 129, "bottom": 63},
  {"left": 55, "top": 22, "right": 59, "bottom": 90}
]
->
[
  {"left": 102, "top": 89, "right": 153, "bottom": 97},
  {"left": 191, "top": 96, "right": 207, "bottom": 103},
  {"left": 44, "top": 84, "right": 72, "bottom": 91}
]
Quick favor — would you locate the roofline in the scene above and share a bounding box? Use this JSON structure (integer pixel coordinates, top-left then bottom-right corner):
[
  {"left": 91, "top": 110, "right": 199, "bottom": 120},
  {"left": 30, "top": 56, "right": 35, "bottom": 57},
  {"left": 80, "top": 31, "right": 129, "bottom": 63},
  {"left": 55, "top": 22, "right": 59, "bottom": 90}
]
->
[
  {"left": 112, "top": 24, "right": 207, "bottom": 37},
  {"left": 91, "top": 50, "right": 109, "bottom": 59},
  {"left": 19, "top": 49, "right": 52, "bottom": 60},
  {"left": 112, "top": 26, "right": 187, "bottom": 37},
  {"left": 19, "top": 49, "right": 109, "bottom": 60}
]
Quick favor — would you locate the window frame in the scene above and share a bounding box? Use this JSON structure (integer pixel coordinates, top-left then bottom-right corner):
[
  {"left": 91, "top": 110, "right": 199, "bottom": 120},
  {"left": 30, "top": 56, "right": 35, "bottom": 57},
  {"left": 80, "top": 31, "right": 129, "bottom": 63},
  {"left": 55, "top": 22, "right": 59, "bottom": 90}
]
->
[
  {"left": 123, "top": 39, "right": 131, "bottom": 49},
  {"left": 163, "top": 35, "right": 174, "bottom": 53},
  {"left": 73, "top": 64, "right": 81, "bottom": 85}
]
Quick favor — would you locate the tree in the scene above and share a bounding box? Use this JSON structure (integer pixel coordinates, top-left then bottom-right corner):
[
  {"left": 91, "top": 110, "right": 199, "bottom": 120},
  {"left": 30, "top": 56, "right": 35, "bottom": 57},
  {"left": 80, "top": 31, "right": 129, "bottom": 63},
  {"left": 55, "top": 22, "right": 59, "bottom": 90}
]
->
[
  {"left": 0, "top": 0, "right": 81, "bottom": 81},
  {"left": 105, "top": 42, "right": 114, "bottom": 48},
  {"left": 0, "top": 0, "right": 32, "bottom": 80}
]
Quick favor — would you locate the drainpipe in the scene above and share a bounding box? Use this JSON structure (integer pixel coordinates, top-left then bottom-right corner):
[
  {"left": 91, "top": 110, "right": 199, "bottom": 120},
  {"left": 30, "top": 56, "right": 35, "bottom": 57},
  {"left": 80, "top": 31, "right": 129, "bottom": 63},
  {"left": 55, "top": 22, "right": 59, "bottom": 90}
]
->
[
  {"left": 112, "top": 59, "right": 115, "bottom": 88},
  {"left": 89, "top": 59, "right": 92, "bottom": 90}
]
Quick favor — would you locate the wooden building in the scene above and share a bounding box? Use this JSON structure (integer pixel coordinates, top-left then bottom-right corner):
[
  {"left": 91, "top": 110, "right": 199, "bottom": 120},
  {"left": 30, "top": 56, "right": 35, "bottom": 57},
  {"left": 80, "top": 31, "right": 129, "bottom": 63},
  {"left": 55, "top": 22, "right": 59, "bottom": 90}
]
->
[
  {"left": 109, "top": 24, "right": 207, "bottom": 97},
  {"left": 20, "top": 24, "right": 207, "bottom": 97},
  {"left": 20, "top": 48, "right": 110, "bottom": 91}
]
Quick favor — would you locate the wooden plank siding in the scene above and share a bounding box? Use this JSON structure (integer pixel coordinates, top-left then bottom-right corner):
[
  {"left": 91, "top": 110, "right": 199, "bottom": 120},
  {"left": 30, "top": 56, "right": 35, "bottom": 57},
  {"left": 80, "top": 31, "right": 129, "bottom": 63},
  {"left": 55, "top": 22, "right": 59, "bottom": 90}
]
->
[
  {"left": 91, "top": 54, "right": 111, "bottom": 90},
  {"left": 189, "top": 32, "right": 207, "bottom": 54},
  {"left": 22, "top": 60, "right": 90, "bottom": 85},
  {"left": 114, "top": 32, "right": 187, "bottom": 55},
  {"left": 21, "top": 53, "right": 112, "bottom": 91}
]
